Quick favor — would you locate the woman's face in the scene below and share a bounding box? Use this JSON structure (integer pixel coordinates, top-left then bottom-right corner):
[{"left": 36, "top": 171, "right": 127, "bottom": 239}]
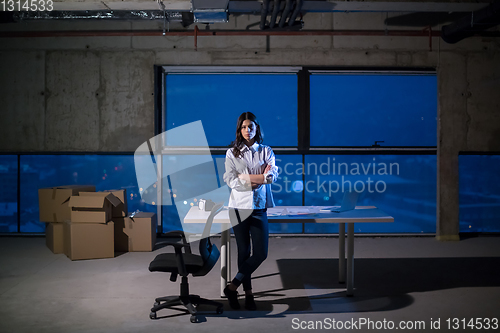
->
[{"left": 241, "top": 119, "right": 257, "bottom": 142}]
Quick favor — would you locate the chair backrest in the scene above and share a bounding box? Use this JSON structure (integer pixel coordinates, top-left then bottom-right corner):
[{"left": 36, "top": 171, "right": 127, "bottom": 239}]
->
[{"left": 193, "top": 202, "right": 224, "bottom": 277}]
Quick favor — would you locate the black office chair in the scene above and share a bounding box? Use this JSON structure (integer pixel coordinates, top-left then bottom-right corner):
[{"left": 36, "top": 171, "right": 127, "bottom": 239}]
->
[{"left": 148, "top": 203, "right": 224, "bottom": 323}]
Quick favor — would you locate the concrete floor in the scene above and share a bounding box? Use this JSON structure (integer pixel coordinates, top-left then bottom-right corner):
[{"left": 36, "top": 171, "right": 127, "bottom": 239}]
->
[{"left": 0, "top": 235, "right": 499, "bottom": 333}]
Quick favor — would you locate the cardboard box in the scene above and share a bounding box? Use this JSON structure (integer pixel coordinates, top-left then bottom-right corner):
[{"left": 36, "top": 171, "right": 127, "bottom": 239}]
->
[
  {"left": 64, "top": 221, "right": 114, "bottom": 260},
  {"left": 114, "top": 212, "right": 157, "bottom": 252},
  {"left": 80, "top": 189, "right": 127, "bottom": 218},
  {"left": 46, "top": 222, "right": 64, "bottom": 254},
  {"left": 68, "top": 192, "right": 121, "bottom": 223},
  {"left": 38, "top": 185, "right": 96, "bottom": 222}
]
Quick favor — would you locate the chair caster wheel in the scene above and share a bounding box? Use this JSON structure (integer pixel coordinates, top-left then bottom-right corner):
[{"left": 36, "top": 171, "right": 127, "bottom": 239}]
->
[
  {"left": 216, "top": 306, "right": 224, "bottom": 314},
  {"left": 154, "top": 301, "right": 160, "bottom": 307},
  {"left": 190, "top": 315, "right": 197, "bottom": 323},
  {"left": 150, "top": 311, "right": 157, "bottom": 320}
]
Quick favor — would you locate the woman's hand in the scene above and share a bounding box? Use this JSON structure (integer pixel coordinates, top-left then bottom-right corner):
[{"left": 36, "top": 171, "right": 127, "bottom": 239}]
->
[
  {"left": 238, "top": 173, "right": 251, "bottom": 183},
  {"left": 238, "top": 173, "right": 261, "bottom": 190},
  {"left": 239, "top": 164, "right": 273, "bottom": 190}
]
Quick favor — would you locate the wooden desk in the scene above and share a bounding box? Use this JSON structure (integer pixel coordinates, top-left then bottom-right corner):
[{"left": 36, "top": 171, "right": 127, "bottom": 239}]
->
[{"left": 183, "top": 206, "right": 394, "bottom": 297}]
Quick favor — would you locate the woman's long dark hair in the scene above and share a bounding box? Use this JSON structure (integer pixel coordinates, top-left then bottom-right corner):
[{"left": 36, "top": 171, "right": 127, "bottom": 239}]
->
[{"left": 230, "top": 112, "right": 264, "bottom": 158}]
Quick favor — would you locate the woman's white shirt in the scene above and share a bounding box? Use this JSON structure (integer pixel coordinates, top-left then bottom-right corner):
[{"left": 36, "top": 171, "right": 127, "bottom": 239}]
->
[{"left": 223, "top": 142, "right": 278, "bottom": 209}]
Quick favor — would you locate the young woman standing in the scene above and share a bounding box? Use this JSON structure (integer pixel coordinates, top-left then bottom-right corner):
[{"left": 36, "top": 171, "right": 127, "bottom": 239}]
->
[{"left": 223, "top": 112, "right": 278, "bottom": 310}]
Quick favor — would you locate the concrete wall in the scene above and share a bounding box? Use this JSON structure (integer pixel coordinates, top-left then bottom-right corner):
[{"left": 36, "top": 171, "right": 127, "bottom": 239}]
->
[{"left": 1, "top": 12, "right": 499, "bottom": 238}]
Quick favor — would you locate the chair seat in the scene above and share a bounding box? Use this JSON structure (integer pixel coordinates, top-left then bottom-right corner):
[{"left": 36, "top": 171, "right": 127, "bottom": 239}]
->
[{"left": 149, "top": 253, "right": 204, "bottom": 274}]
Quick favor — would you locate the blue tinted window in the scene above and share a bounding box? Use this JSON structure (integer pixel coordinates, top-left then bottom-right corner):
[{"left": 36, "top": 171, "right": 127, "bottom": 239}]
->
[
  {"left": 162, "top": 154, "right": 303, "bottom": 234},
  {"left": 310, "top": 74, "right": 437, "bottom": 147},
  {"left": 162, "top": 154, "right": 222, "bottom": 234},
  {"left": 20, "top": 155, "right": 156, "bottom": 233},
  {"left": 159, "top": 152, "right": 437, "bottom": 234},
  {"left": 303, "top": 155, "right": 437, "bottom": 233},
  {"left": 166, "top": 74, "right": 298, "bottom": 147},
  {"left": 459, "top": 155, "right": 500, "bottom": 232},
  {"left": 0, "top": 155, "right": 18, "bottom": 233},
  {"left": 271, "top": 155, "right": 303, "bottom": 233}
]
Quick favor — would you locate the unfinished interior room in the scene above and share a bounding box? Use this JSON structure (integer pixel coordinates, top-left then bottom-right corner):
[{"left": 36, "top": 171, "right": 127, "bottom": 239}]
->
[{"left": 1, "top": 0, "right": 499, "bottom": 332}]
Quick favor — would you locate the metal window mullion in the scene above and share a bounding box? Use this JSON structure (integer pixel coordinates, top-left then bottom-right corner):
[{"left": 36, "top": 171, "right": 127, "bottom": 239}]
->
[
  {"left": 309, "top": 70, "right": 436, "bottom": 76},
  {"left": 157, "top": 153, "right": 163, "bottom": 234},
  {"left": 17, "top": 154, "right": 21, "bottom": 233},
  {"left": 156, "top": 67, "right": 166, "bottom": 234},
  {"left": 162, "top": 66, "right": 301, "bottom": 74},
  {"left": 298, "top": 68, "right": 310, "bottom": 235}
]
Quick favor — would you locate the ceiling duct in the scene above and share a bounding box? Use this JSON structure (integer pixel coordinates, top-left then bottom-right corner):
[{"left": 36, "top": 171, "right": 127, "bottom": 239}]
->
[
  {"left": 441, "top": 2, "right": 500, "bottom": 44},
  {"left": 7, "top": 10, "right": 184, "bottom": 22},
  {"left": 192, "top": 0, "right": 229, "bottom": 24}
]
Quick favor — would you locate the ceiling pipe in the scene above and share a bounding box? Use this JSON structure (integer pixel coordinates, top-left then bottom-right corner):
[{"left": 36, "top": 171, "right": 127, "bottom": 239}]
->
[
  {"left": 269, "top": 0, "right": 281, "bottom": 29},
  {"left": 9, "top": 10, "right": 184, "bottom": 21},
  {"left": 194, "top": 25, "right": 199, "bottom": 50},
  {"left": 441, "top": 2, "right": 500, "bottom": 44},
  {"left": 278, "top": 0, "right": 294, "bottom": 28},
  {"left": 0, "top": 29, "right": 445, "bottom": 38},
  {"left": 4, "top": 28, "right": 497, "bottom": 48},
  {"left": 260, "top": 0, "right": 270, "bottom": 30},
  {"left": 423, "top": 26, "right": 433, "bottom": 51},
  {"left": 288, "top": 0, "right": 304, "bottom": 27}
]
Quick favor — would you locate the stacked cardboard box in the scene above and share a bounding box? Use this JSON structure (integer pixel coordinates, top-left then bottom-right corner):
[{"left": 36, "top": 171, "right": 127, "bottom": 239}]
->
[
  {"left": 114, "top": 212, "right": 157, "bottom": 252},
  {"left": 38, "top": 185, "right": 96, "bottom": 223},
  {"left": 45, "top": 222, "right": 64, "bottom": 254},
  {"left": 38, "top": 185, "right": 96, "bottom": 253},
  {"left": 40, "top": 186, "right": 157, "bottom": 259},
  {"left": 79, "top": 190, "right": 128, "bottom": 218},
  {"left": 106, "top": 189, "right": 128, "bottom": 218},
  {"left": 65, "top": 191, "right": 121, "bottom": 260},
  {"left": 83, "top": 190, "right": 158, "bottom": 253}
]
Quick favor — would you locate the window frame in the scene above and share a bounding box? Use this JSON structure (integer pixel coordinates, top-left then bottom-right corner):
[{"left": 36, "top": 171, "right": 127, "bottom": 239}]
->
[
  {"left": 308, "top": 69, "right": 438, "bottom": 149},
  {"left": 156, "top": 65, "right": 438, "bottom": 235}
]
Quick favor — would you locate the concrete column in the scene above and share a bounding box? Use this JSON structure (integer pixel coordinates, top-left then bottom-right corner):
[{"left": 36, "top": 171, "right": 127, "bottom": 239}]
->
[{"left": 436, "top": 52, "right": 468, "bottom": 241}]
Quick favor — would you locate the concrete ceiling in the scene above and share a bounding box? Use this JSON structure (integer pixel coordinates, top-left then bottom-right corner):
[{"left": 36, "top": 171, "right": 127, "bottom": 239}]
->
[{"left": 51, "top": 1, "right": 490, "bottom": 13}]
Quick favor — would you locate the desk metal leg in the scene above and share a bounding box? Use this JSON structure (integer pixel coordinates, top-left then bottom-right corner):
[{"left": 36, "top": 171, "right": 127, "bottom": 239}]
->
[
  {"left": 347, "top": 223, "right": 354, "bottom": 296},
  {"left": 220, "top": 229, "right": 230, "bottom": 297},
  {"left": 227, "top": 232, "right": 231, "bottom": 288},
  {"left": 338, "top": 223, "right": 345, "bottom": 283}
]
